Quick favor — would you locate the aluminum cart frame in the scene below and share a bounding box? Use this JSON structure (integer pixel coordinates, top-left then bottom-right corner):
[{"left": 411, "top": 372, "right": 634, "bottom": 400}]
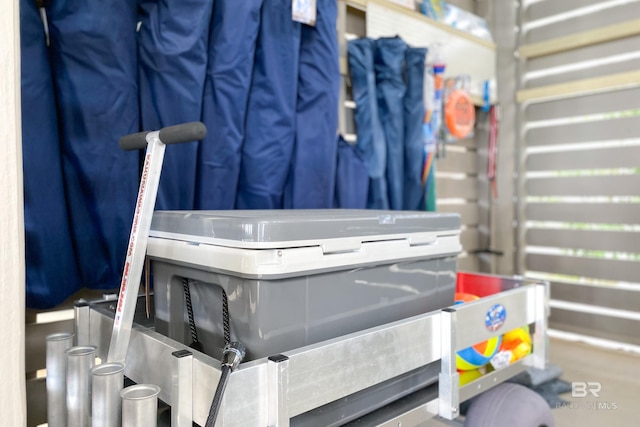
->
[{"left": 73, "top": 273, "right": 548, "bottom": 426}]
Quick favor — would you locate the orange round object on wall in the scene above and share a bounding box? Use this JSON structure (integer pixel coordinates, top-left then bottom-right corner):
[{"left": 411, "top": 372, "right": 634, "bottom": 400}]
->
[{"left": 445, "top": 89, "right": 476, "bottom": 139}]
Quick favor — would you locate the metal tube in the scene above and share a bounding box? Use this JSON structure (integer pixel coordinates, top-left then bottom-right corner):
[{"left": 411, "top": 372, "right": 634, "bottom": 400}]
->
[
  {"left": 46, "top": 332, "right": 74, "bottom": 427},
  {"left": 92, "top": 362, "right": 125, "bottom": 427},
  {"left": 66, "top": 345, "right": 96, "bottom": 427},
  {"left": 121, "top": 384, "right": 160, "bottom": 427}
]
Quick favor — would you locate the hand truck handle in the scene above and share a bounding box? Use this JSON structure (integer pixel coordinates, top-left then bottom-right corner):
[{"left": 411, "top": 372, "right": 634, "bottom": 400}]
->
[{"left": 118, "top": 121, "right": 207, "bottom": 151}]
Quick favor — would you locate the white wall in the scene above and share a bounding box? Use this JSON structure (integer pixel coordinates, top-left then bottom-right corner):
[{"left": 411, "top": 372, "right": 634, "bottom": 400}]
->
[{"left": 0, "top": 0, "right": 27, "bottom": 424}]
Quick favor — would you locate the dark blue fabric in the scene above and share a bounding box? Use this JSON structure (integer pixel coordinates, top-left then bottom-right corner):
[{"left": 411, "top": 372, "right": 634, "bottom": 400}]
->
[
  {"left": 335, "top": 137, "right": 369, "bottom": 209},
  {"left": 196, "top": 0, "right": 263, "bottom": 209},
  {"left": 49, "top": 0, "right": 140, "bottom": 290},
  {"left": 347, "top": 38, "right": 389, "bottom": 210},
  {"left": 21, "top": 0, "right": 82, "bottom": 309},
  {"left": 375, "top": 37, "right": 407, "bottom": 210},
  {"left": 237, "top": 0, "right": 301, "bottom": 209},
  {"left": 403, "top": 47, "right": 428, "bottom": 210},
  {"left": 138, "top": 0, "right": 214, "bottom": 210},
  {"left": 285, "top": 0, "right": 339, "bottom": 209}
]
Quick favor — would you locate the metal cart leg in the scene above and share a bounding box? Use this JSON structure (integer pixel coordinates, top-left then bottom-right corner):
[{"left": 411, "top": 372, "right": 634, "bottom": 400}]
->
[
  {"left": 171, "top": 350, "right": 193, "bottom": 427},
  {"left": 439, "top": 308, "right": 460, "bottom": 420},
  {"left": 267, "top": 354, "right": 290, "bottom": 427},
  {"left": 530, "top": 283, "right": 548, "bottom": 370},
  {"left": 74, "top": 300, "right": 90, "bottom": 346}
]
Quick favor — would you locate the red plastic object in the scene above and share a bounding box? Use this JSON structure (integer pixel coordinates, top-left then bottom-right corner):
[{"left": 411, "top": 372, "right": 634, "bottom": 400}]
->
[{"left": 456, "top": 272, "right": 503, "bottom": 298}]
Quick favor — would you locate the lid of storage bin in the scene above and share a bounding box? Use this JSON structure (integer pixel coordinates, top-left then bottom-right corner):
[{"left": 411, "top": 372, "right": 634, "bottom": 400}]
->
[{"left": 149, "top": 210, "right": 460, "bottom": 250}]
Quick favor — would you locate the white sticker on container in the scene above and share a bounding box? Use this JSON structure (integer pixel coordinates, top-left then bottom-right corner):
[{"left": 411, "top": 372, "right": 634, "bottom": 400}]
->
[{"left": 292, "top": 0, "right": 316, "bottom": 26}]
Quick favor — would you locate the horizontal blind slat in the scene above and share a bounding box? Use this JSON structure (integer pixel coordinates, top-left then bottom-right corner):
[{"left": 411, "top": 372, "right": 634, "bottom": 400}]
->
[
  {"left": 526, "top": 146, "right": 640, "bottom": 171},
  {"left": 526, "top": 86, "right": 640, "bottom": 122},
  {"left": 526, "top": 0, "right": 609, "bottom": 23},
  {"left": 525, "top": 2, "right": 640, "bottom": 44},
  {"left": 550, "top": 281, "right": 640, "bottom": 312},
  {"left": 436, "top": 178, "right": 478, "bottom": 199},
  {"left": 524, "top": 57, "right": 640, "bottom": 89},
  {"left": 526, "top": 115, "right": 640, "bottom": 146},
  {"left": 527, "top": 228, "right": 640, "bottom": 253},
  {"left": 438, "top": 204, "right": 479, "bottom": 226},
  {"left": 527, "top": 253, "right": 640, "bottom": 283},
  {"left": 438, "top": 151, "right": 479, "bottom": 174},
  {"left": 526, "top": 203, "right": 640, "bottom": 225},
  {"left": 527, "top": 175, "right": 640, "bottom": 197},
  {"left": 550, "top": 309, "right": 640, "bottom": 346},
  {"left": 525, "top": 35, "right": 640, "bottom": 76}
]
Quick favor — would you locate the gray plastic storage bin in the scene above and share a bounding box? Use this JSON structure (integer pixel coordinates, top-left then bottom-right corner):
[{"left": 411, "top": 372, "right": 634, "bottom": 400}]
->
[{"left": 147, "top": 210, "right": 461, "bottom": 362}]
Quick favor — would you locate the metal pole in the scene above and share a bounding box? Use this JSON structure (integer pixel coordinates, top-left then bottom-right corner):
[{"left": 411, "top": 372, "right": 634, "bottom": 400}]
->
[
  {"left": 74, "top": 300, "right": 91, "bottom": 345},
  {"left": 46, "top": 332, "right": 74, "bottom": 427},
  {"left": 66, "top": 345, "right": 96, "bottom": 427},
  {"left": 121, "top": 384, "right": 161, "bottom": 427},
  {"left": 171, "top": 350, "right": 193, "bottom": 427},
  {"left": 92, "top": 362, "right": 125, "bottom": 427}
]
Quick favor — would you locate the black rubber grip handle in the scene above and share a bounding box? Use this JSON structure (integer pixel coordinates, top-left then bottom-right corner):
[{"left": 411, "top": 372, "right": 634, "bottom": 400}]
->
[
  {"left": 118, "top": 121, "right": 207, "bottom": 151},
  {"left": 159, "top": 121, "right": 207, "bottom": 145},
  {"left": 119, "top": 131, "right": 150, "bottom": 151}
]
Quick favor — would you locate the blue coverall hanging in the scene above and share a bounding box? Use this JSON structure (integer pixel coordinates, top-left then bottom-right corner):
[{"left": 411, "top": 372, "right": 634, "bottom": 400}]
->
[
  {"left": 138, "top": 0, "right": 214, "bottom": 210},
  {"left": 48, "top": 0, "right": 140, "bottom": 291},
  {"left": 348, "top": 38, "right": 389, "bottom": 210},
  {"left": 21, "top": 0, "right": 82, "bottom": 309},
  {"left": 404, "top": 47, "right": 428, "bottom": 211},
  {"left": 375, "top": 37, "right": 408, "bottom": 210},
  {"left": 196, "top": 0, "right": 264, "bottom": 210},
  {"left": 237, "top": 0, "right": 301, "bottom": 209},
  {"left": 335, "top": 136, "right": 369, "bottom": 209},
  {"left": 285, "top": 0, "right": 339, "bottom": 209}
]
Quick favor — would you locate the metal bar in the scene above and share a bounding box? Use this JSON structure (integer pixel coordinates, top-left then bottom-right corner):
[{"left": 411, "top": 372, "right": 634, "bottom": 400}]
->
[
  {"left": 454, "top": 287, "right": 536, "bottom": 350},
  {"left": 46, "top": 332, "right": 74, "bottom": 427},
  {"left": 91, "top": 362, "right": 125, "bottom": 427},
  {"left": 284, "top": 311, "right": 442, "bottom": 417},
  {"left": 108, "top": 131, "right": 166, "bottom": 364},
  {"left": 438, "top": 308, "right": 459, "bottom": 420},
  {"left": 373, "top": 399, "right": 439, "bottom": 427},
  {"left": 66, "top": 345, "right": 96, "bottom": 427},
  {"left": 337, "top": 0, "right": 348, "bottom": 136},
  {"left": 459, "top": 359, "right": 528, "bottom": 402},
  {"left": 532, "top": 283, "right": 549, "bottom": 369},
  {"left": 171, "top": 350, "right": 193, "bottom": 427},
  {"left": 74, "top": 301, "right": 90, "bottom": 346},
  {"left": 121, "top": 384, "right": 161, "bottom": 427},
  {"left": 267, "top": 355, "right": 290, "bottom": 427}
]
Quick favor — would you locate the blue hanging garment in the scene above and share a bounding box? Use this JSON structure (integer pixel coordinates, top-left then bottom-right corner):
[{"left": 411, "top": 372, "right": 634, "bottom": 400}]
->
[
  {"left": 335, "top": 136, "right": 369, "bottom": 209},
  {"left": 285, "top": 0, "right": 339, "bottom": 208},
  {"left": 237, "top": 0, "right": 301, "bottom": 209},
  {"left": 403, "top": 47, "right": 428, "bottom": 210},
  {"left": 49, "top": 0, "right": 140, "bottom": 290},
  {"left": 347, "top": 38, "right": 389, "bottom": 210},
  {"left": 375, "top": 37, "right": 407, "bottom": 210},
  {"left": 196, "top": 0, "right": 264, "bottom": 209},
  {"left": 21, "top": 0, "right": 82, "bottom": 308},
  {"left": 138, "top": 0, "right": 214, "bottom": 210}
]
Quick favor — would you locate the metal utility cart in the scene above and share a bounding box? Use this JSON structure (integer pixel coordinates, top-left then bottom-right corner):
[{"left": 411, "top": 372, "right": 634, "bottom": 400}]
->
[
  {"left": 72, "top": 272, "right": 549, "bottom": 426},
  {"left": 50, "top": 123, "right": 551, "bottom": 426}
]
